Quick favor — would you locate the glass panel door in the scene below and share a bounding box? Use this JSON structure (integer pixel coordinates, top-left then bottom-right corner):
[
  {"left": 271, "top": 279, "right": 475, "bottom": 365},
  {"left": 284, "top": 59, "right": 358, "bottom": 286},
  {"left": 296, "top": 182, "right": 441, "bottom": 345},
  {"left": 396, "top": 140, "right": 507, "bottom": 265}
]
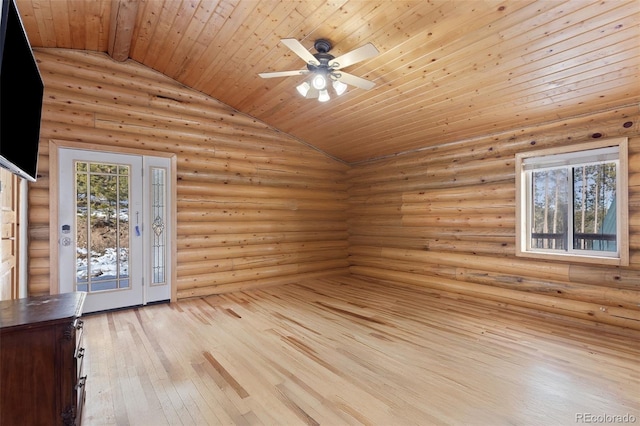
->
[{"left": 59, "top": 149, "right": 143, "bottom": 313}]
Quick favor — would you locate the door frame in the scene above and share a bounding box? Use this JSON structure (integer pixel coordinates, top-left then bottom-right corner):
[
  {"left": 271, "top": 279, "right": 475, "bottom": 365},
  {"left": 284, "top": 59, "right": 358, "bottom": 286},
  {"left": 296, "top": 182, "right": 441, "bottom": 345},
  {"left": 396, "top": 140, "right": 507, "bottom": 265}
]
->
[
  {"left": 0, "top": 169, "right": 27, "bottom": 300},
  {"left": 48, "top": 140, "right": 177, "bottom": 302}
]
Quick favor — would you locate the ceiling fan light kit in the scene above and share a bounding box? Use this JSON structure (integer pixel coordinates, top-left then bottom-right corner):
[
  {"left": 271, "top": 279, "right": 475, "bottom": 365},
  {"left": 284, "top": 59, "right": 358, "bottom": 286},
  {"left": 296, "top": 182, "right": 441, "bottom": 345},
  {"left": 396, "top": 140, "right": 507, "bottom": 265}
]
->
[
  {"left": 259, "top": 38, "right": 379, "bottom": 102},
  {"left": 311, "top": 73, "right": 327, "bottom": 90},
  {"left": 296, "top": 81, "right": 311, "bottom": 96},
  {"left": 318, "top": 89, "right": 331, "bottom": 102},
  {"left": 333, "top": 79, "right": 347, "bottom": 96}
]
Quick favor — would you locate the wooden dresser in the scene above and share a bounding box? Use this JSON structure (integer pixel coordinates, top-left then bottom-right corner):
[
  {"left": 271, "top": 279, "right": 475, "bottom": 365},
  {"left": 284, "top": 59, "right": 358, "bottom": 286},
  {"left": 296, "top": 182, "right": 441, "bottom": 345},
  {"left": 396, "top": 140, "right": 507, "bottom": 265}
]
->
[{"left": 0, "top": 292, "right": 86, "bottom": 425}]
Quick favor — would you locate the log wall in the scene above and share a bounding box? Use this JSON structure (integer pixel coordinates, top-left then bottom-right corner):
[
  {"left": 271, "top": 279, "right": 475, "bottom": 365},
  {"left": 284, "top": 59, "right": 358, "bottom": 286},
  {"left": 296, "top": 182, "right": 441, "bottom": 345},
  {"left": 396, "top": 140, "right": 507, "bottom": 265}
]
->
[
  {"left": 346, "top": 107, "right": 640, "bottom": 330},
  {"left": 28, "top": 49, "right": 350, "bottom": 298},
  {"left": 27, "top": 48, "right": 640, "bottom": 330}
]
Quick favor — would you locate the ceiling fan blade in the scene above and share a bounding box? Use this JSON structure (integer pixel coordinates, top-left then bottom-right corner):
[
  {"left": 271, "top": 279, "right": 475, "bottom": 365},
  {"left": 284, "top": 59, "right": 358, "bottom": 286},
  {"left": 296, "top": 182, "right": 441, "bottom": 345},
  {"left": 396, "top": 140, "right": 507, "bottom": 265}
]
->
[
  {"left": 336, "top": 71, "right": 376, "bottom": 90},
  {"left": 259, "top": 69, "right": 309, "bottom": 79},
  {"left": 329, "top": 43, "right": 379, "bottom": 69},
  {"left": 280, "top": 38, "right": 318, "bottom": 65}
]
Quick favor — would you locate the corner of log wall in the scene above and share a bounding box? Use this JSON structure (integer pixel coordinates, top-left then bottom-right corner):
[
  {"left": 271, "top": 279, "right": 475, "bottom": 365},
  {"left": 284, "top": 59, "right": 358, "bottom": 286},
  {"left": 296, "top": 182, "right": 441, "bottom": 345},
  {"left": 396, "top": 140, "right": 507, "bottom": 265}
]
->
[
  {"left": 28, "top": 49, "right": 350, "bottom": 298},
  {"left": 346, "top": 108, "right": 640, "bottom": 330}
]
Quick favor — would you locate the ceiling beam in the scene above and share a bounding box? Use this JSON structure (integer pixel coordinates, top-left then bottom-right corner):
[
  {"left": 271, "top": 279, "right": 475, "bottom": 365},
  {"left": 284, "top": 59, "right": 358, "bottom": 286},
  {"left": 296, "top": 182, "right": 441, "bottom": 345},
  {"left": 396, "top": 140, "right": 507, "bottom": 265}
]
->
[{"left": 108, "top": 0, "right": 139, "bottom": 62}]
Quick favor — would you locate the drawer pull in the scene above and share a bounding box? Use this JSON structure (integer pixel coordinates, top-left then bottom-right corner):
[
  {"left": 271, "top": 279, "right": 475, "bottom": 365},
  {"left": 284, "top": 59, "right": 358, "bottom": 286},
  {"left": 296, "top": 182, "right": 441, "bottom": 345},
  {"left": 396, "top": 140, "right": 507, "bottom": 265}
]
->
[
  {"left": 75, "top": 376, "right": 87, "bottom": 390},
  {"left": 75, "top": 319, "right": 84, "bottom": 330}
]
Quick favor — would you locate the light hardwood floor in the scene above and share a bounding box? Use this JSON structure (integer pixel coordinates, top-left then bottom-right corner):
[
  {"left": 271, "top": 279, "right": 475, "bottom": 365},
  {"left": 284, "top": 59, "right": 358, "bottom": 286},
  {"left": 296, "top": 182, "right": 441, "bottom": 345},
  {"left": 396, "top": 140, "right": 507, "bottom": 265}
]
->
[{"left": 81, "top": 276, "right": 640, "bottom": 425}]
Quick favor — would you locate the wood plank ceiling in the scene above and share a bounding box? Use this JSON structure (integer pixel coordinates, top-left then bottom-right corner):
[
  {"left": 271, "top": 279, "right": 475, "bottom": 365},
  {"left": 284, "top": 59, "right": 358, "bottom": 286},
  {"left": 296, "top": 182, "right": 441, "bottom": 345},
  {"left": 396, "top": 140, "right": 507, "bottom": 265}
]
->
[{"left": 16, "top": 0, "right": 640, "bottom": 164}]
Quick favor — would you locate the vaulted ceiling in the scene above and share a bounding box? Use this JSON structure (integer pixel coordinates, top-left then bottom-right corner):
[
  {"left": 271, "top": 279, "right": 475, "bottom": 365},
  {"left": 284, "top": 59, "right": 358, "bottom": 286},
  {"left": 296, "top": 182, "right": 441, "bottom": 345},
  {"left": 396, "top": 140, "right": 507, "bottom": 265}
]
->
[{"left": 16, "top": 0, "right": 640, "bottom": 163}]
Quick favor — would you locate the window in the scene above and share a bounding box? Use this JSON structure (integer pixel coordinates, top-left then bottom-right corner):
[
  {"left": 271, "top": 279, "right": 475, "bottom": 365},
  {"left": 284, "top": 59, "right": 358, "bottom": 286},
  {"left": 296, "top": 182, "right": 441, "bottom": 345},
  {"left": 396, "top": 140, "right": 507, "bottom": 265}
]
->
[{"left": 515, "top": 138, "right": 628, "bottom": 266}]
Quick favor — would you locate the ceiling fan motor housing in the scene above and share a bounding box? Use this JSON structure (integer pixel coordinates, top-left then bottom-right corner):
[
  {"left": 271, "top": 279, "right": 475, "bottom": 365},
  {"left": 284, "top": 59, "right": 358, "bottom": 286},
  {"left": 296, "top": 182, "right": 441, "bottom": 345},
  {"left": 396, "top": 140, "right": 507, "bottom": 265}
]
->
[
  {"left": 307, "top": 39, "right": 336, "bottom": 77},
  {"left": 314, "top": 39, "right": 332, "bottom": 53}
]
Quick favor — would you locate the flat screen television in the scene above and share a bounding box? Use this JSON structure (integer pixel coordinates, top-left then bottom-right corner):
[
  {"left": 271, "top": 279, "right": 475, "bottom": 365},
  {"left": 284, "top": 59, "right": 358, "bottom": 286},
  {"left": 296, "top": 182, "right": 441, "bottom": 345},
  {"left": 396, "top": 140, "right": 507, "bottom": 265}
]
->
[{"left": 0, "top": 0, "right": 44, "bottom": 182}]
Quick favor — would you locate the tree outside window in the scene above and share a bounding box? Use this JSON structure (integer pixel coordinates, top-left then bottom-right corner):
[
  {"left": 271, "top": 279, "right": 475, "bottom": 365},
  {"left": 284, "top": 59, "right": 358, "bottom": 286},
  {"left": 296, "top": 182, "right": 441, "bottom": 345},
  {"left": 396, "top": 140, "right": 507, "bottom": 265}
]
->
[{"left": 516, "top": 138, "right": 628, "bottom": 266}]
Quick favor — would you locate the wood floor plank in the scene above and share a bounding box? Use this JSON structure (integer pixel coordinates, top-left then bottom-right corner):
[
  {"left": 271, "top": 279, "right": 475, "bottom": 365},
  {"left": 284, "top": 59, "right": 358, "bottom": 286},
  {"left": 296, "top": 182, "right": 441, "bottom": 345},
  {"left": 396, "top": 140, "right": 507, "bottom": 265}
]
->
[{"left": 81, "top": 276, "right": 640, "bottom": 425}]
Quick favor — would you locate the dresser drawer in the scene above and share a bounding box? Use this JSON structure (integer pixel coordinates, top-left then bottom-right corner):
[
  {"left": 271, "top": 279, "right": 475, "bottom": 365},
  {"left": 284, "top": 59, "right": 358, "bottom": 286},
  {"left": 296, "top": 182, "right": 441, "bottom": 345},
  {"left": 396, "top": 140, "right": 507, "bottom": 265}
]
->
[
  {"left": 74, "top": 319, "right": 85, "bottom": 379},
  {"left": 74, "top": 319, "right": 84, "bottom": 353},
  {"left": 74, "top": 318, "right": 86, "bottom": 425},
  {"left": 75, "top": 374, "right": 87, "bottom": 425}
]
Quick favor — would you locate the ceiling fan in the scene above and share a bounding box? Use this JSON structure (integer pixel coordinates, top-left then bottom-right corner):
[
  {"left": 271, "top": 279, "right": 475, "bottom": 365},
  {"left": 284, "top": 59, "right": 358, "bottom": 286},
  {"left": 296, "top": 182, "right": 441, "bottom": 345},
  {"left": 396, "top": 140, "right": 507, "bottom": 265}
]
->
[{"left": 259, "top": 38, "right": 379, "bottom": 102}]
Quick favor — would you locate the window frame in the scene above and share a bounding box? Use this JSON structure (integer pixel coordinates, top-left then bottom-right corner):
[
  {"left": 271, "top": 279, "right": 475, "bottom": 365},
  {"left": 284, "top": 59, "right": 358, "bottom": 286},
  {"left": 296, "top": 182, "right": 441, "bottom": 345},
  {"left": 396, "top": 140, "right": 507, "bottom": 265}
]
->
[{"left": 515, "top": 137, "right": 629, "bottom": 266}]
